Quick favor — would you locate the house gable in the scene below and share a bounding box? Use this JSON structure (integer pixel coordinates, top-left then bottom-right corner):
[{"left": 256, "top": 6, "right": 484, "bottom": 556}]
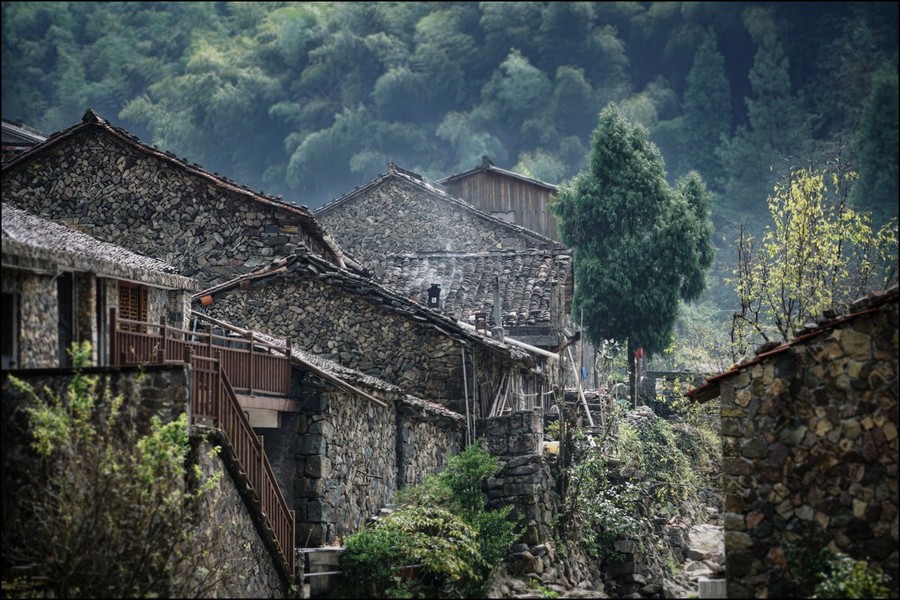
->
[
  {"left": 314, "top": 163, "right": 566, "bottom": 273},
  {"left": 2, "top": 110, "right": 354, "bottom": 287}
]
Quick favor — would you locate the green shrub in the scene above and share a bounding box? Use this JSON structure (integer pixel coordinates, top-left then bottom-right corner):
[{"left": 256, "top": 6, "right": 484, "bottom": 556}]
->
[
  {"left": 341, "top": 442, "right": 518, "bottom": 598},
  {"left": 814, "top": 551, "right": 889, "bottom": 599}
]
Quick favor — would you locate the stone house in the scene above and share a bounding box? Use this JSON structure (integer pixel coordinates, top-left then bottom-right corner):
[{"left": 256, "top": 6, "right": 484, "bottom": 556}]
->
[
  {"left": 1, "top": 204, "right": 466, "bottom": 577},
  {"left": 314, "top": 162, "right": 573, "bottom": 360},
  {"left": 437, "top": 156, "right": 562, "bottom": 242},
  {"left": 2, "top": 203, "right": 196, "bottom": 369},
  {"left": 686, "top": 287, "right": 898, "bottom": 598},
  {"left": 194, "top": 251, "right": 548, "bottom": 420},
  {"left": 2, "top": 109, "right": 361, "bottom": 288}
]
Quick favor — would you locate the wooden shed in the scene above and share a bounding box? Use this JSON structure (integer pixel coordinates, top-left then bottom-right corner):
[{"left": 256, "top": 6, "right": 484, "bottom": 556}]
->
[{"left": 437, "top": 157, "right": 561, "bottom": 242}]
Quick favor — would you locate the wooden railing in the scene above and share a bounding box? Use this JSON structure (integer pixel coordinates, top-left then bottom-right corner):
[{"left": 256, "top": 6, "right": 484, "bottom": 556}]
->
[
  {"left": 111, "top": 309, "right": 292, "bottom": 397},
  {"left": 110, "top": 308, "right": 295, "bottom": 579}
]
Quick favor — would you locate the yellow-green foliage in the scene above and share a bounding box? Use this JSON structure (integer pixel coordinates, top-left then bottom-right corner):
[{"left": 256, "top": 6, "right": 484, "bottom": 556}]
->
[
  {"left": 729, "top": 165, "right": 898, "bottom": 354},
  {"left": 4, "top": 342, "right": 224, "bottom": 598}
]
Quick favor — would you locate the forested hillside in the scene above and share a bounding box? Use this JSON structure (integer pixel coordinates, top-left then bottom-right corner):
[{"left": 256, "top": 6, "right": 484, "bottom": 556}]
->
[
  {"left": 3, "top": 2, "right": 896, "bottom": 224},
  {"left": 3, "top": 2, "right": 897, "bottom": 371}
]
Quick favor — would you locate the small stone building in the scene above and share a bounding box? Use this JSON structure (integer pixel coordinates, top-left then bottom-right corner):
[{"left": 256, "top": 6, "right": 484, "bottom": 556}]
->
[
  {"left": 437, "top": 156, "right": 562, "bottom": 242},
  {"left": 2, "top": 109, "right": 359, "bottom": 288},
  {"left": 687, "top": 287, "right": 899, "bottom": 598},
  {"left": 314, "top": 162, "right": 566, "bottom": 270},
  {"left": 194, "top": 252, "right": 547, "bottom": 419},
  {"left": 2, "top": 203, "right": 196, "bottom": 369}
]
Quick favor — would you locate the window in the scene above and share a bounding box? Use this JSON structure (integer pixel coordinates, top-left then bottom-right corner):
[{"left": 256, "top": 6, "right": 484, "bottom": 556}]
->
[{"left": 118, "top": 282, "right": 148, "bottom": 331}]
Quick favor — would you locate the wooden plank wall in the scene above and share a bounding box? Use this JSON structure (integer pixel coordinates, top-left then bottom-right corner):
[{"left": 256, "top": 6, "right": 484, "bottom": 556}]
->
[{"left": 444, "top": 172, "right": 561, "bottom": 241}]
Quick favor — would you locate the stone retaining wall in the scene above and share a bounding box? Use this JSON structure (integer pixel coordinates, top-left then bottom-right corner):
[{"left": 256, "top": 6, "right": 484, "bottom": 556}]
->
[
  {"left": 1, "top": 365, "right": 292, "bottom": 597},
  {"left": 479, "top": 410, "right": 556, "bottom": 546},
  {"left": 719, "top": 295, "right": 898, "bottom": 598}
]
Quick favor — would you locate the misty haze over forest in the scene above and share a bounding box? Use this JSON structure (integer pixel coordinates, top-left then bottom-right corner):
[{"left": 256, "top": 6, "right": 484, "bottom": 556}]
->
[{"left": 3, "top": 2, "right": 897, "bottom": 369}]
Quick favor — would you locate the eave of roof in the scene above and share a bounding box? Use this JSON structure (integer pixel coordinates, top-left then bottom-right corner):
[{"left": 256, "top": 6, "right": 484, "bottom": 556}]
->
[
  {"left": 436, "top": 162, "right": 559, "bottom": 192},
  {"left": 1, "top": 109, "right": 349, "bottom": 269},
  {"left": 194, "top": 251, "right": 536, "bottom": 367},
  {"left": 313, "top": 163, "right": 568, "bottom": 252},
  {"left": 685, "top": 286, "right": 900, "bottom": 403},
  {"left": 2, "top": 204, "right": 196, "bottom": 290}
]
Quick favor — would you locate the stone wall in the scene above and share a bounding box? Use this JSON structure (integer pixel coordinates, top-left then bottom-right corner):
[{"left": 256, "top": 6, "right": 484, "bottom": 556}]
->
[
  {"left": 479, "top": 410, "right": 556, "bottom": 546},
  {"left": 2, "top": 270, "right": 57, "bottom": 368},
  {"left": 2, "top": 125, "right": 332, "bottom": 286},
  {"left": 192, "top": 433, "right": 290, "bottom": 597},
  {"left": 317, "top": 176, "right": 559, "bottom": 272},
  {"left": 719, "top": 296, "right": 898, "bottom": 598},
  {"left": 2, "top": 365, "right": 292, "bottom": 597},
  {"left": 205, "top": 273, "right": 514, "bottom": 411},
  {"left": 294, "top": 387, "right": 398, "bottom": 546},
  {"left": 396, "top": 396, "right": 467, "bottom": 487}
]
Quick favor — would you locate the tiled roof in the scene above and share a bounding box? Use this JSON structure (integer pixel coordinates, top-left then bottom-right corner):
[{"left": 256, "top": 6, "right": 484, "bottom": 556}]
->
[
  {"left": 2, "top": 118, "right": 46, "bottom": 146},
  {"left": 314, "top": 162, "right": 568, "bottom": 251},
  {"left": 196, "top": 252, "right": 536, "bottom": 367},
  {"left": 2, "top": 203, "right": 195, "bottom": 290},
  {"left": 686, "top": 286, "right": 900, "bottom": 403},
  {"left": 379, "top": 251, "right": 572, "bottom": 328},
  {"left": 1, "top": 109, "right": 358, "bottom": 271}
]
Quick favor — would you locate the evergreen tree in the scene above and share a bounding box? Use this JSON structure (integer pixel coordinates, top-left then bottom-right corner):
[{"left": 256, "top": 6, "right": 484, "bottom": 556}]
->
[
  {"left": 851, "top": 62, "right": 899, "bottom": 227},
  {"left": 682, "top": 28, "right": 732, "bottom": 186},
  {"left": 551, "top": 104, "right": 714, "bottom": 395},
  {"left": 718, "top": 33, "right": 811, "bottom": 225}
]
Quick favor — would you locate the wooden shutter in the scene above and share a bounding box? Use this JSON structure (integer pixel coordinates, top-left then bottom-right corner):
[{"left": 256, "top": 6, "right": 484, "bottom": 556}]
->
[{"left": 118, "top": 282, "right": 148, "bottom": 331}]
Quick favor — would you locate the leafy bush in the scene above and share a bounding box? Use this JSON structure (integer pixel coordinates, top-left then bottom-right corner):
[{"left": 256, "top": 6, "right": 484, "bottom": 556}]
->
[
  {"left": 814, "top": 552, "right": 890, "bottom": 599},
  {"left": 556, "top": 436, "right": 642, "bottom": 561},
  {"left": 341, "top": 506, "right": 483, "bottom": 598},
  {"left": 340, "top": 442, "right": 518, "bottom": 598},
  {"left": 3, "top": 342, "right": 226, "bottom": 598}
]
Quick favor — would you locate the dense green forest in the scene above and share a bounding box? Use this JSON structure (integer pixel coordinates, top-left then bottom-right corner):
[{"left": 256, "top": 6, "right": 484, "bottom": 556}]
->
[
  {"left": 3, "top": 2, "right": 896, "bottom": 218},
  {"left": 3, "top": 2, "right": 897, "bottom": 368}
]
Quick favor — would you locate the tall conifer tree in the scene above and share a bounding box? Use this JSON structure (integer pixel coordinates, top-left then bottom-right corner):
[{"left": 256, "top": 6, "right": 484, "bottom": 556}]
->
[
  {"left": 552, "top": 104, "right": 714, "bottom": 396},
  {"left": 682, "top": 29, "right": 732, "bottom": 186}
]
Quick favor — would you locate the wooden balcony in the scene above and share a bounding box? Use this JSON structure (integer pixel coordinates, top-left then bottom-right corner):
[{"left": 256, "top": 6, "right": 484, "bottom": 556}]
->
[{"left": 109, "top": 308, "right": 295, "bottom": 580}]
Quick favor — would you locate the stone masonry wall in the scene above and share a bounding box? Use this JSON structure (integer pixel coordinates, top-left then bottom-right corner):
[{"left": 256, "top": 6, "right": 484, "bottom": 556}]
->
[
  {"left": 205, "top": 274, "right": 511, "bottom": 411},
  {"left": 318, "top": 177, "right": 558, "bottom": 272},
  {"left": 2, "top": 270, "right": 57, "bottom": 368},
  {"left": 294, "top": 387, "right": 397, "bottom": 546},
  {"left": 396, "top": 396, "right": 467, "bottom": 487},
  {"left": 720, "top": 297, "right": 898, "bottom": 598},
  {"left": 2, "top": 365, "right": 291, "bottom": 597},
  {"left": 479, "top": 409, "right": 556, "bottom": 546},
  {"left": 192, "top": 434, "right": 290, "bottom": 597},
  {"left": 3, "top": 127, "right": 330, "bottom": 286}
]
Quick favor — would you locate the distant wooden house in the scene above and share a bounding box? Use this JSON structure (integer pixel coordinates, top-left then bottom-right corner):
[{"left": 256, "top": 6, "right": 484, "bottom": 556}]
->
[
  {"left": 687, "top": 287, "right": 899, "bottom": 599},
  {"left": 437, "top": 156, "right": 562, "bottom": 242}
]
